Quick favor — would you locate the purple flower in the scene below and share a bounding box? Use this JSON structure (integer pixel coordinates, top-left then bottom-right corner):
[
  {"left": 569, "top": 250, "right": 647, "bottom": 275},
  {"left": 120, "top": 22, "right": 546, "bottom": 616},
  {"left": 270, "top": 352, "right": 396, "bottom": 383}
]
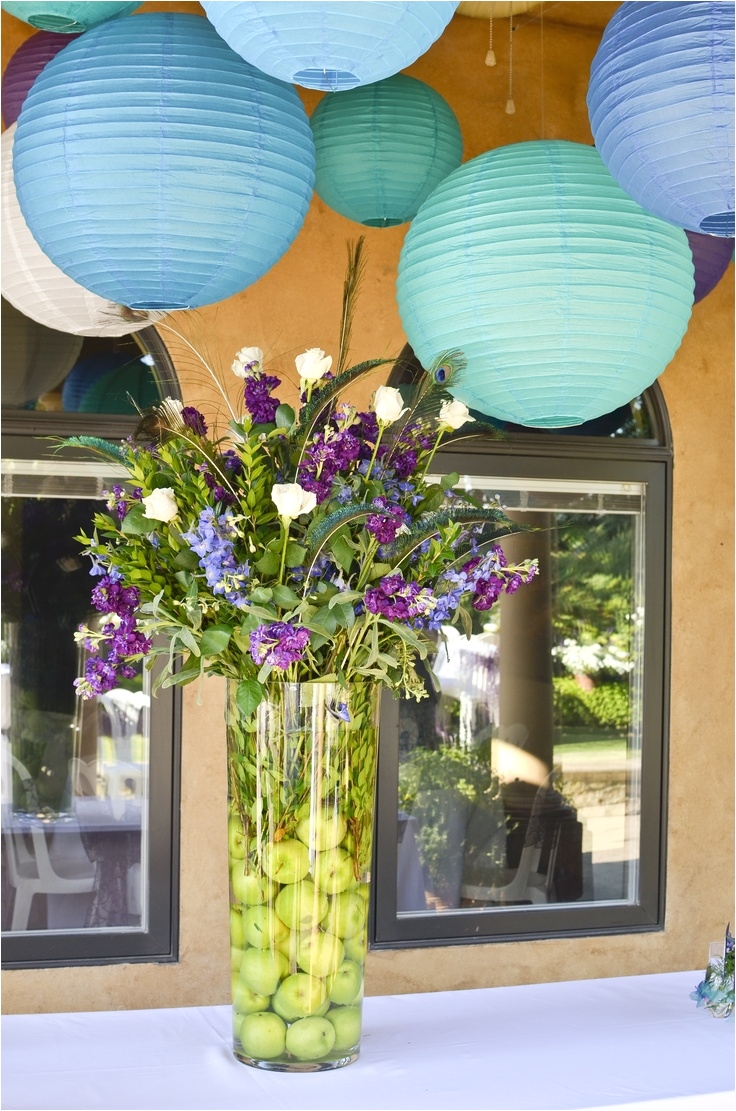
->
[
  {"left": 181, "top": 507, "right": 249, "bottom": 607},
  {"left": 364, "top": 573, "right": 436, "bottom": 623},
  {"left": 91, "top": 576, "right": 140, "bottom": 617},
  {"left": 244, "top": 374, "right": 281, "bottom": 424},
  {"left": 366, "top": 503, "right": 408, "bottom": 544},
  {"left": 472, "top": 575, "right": 505, "bottom": 610},
  {"left": 181, "top": 406, "right": 208, "bottom": 436},
  {"left": 249, "top": 622, "right": 311, "bottom": 669}
]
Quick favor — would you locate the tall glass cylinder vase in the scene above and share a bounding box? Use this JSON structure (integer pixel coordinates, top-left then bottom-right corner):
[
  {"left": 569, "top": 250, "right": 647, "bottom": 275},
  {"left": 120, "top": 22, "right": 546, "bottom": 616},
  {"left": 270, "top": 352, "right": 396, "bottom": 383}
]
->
[{"left": 227, "top": 681, "right": 380, "bottom": 1071}]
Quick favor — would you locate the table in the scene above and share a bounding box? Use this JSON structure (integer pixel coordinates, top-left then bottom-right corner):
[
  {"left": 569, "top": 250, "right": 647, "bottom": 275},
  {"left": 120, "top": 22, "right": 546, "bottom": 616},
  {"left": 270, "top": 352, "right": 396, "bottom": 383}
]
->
[{"left": 2, "top": 972, "right": 733, "bottom": 1110}]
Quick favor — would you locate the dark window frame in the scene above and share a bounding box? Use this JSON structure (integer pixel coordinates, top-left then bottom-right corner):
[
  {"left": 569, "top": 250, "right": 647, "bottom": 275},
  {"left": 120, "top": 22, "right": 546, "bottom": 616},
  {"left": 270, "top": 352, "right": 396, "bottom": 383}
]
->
[
  {"left": 370, "top": 384, "right": 672, "bottom": 949},
  {"left": 2, "top": 325, "right": 182, "bottom": 969}
]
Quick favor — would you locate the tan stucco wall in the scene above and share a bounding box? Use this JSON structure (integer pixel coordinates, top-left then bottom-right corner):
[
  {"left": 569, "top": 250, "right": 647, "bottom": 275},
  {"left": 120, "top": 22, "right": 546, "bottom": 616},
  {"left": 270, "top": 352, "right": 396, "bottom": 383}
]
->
[{"left": 2, "top": 2, "right": 733, "bottom": 1014}]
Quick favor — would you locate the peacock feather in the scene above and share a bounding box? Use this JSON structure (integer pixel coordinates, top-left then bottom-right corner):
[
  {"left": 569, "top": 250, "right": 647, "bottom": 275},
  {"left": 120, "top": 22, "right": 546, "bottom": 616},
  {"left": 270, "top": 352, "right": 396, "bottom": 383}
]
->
[
  {"left": 53, "top": 435, "right": 128, "bottom": 464},
  {"left": 382, "top": 349, "right": 467, "bottom": 464},
  {"left": 386, "top": 505, "right": 534, "bottom": 568},
  {"left": 290, "top": 357, "right": 395, "bottom": 465},
  {"left": 304, "top": 502, "right": 374, "bottom": 571}
]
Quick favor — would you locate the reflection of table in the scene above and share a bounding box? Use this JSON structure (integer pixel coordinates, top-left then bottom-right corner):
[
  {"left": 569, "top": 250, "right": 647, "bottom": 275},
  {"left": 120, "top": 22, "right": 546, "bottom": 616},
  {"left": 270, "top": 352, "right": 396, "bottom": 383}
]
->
[{"left": 2, "top": 973, "right": 733, "bottom": 1110}]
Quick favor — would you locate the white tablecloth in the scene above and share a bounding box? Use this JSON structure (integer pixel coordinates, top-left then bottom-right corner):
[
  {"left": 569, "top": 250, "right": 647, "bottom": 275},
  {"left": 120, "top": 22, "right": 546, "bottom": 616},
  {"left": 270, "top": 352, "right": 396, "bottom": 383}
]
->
[{"left": 2, "top": 971, "right": 733, "bottom": 1111}]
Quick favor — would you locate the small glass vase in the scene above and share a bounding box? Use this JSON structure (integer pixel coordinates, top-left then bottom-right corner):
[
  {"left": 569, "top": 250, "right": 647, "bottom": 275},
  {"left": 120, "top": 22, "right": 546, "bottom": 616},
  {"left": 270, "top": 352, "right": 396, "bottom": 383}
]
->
[{"left": 226, "top": 680, "right": 380, "bottom": 1071}]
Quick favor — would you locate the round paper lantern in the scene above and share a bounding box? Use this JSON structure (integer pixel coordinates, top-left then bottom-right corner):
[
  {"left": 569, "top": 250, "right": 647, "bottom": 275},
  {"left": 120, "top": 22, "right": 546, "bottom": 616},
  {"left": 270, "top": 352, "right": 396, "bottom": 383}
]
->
[
  {"left": 686, "top": 230, "right": 735, "bottom": 303},
  {"left": 2, "top": 30, "right": 79, "bottom": 127},
  {"left": 77, "top": 358, "right": 160, "bottom": 415},
  {"left": 588, "top": 1, "right": 735, "bottom": 237},
  {"left": 1, "top": 2, "right": 139, "bottom": 33},
  {"left": 62, "top": 351, "right": 144, "bottom": 411},
  {"left": 2, "top": 125, "right": 164, "bottom": 337},
  {"left": 396, "top": 140, "right": 695, "bottom": 428},
  {"left": 1, "top": 297, "right": 82, "bottom": 407},
  {"left": 13, "top": 12, "right": 315, "bottom": 311},
  {"left": 202, "top": 1, "right": 459, "bottom": 91},
  {"left": 310, "top": 75, "right": 462, "bottom": 227}
]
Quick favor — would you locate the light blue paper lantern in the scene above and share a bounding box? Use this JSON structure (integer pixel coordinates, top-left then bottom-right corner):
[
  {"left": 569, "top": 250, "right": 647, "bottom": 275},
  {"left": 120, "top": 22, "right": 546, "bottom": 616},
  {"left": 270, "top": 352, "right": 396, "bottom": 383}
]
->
[
  {"left": 202, "top": 1, "right": 459, "bottom": 91},
  {"left": 588, "top": 1, "right": 735, "bottom": 237},
  {"left": 1, "top": 2, "right": 139, "bottom": 33},
  {"left": 12, "top": 12, "right": 315, "bottom": 311},
  {"left": 310, "top": 74, "right": 462, "bottom": 227},
  {"left": 396, "top": 140, "right": 695, "bottom": 429}
]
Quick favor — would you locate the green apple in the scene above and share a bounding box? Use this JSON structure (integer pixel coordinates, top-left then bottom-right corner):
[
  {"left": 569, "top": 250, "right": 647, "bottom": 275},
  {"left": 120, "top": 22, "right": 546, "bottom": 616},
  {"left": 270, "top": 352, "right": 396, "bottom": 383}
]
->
[
  {"left": 353, "top": 882, "right": 370, "bottom": 904},
  {"left": 239, "top": 1011, "right": 287, "bottom": 1060},
  {"left": 326, "top": 1004, "right": 362, "bottom": 1052},
  {"left": 295, "top": 808, "right": 347, "bottom": 852},
  {"left": 343, "top": 930, "right": 367, "bottom": 964},
  {"left": 312, "top": 847, "right": 355, "bottom": 894},
  {"left": 240, "top": 947, "right": 288, "bottom": 996},
  {"left": 272, "top": 972, "right": 328, "bottom": 1021},
  {"left": 275, "top": 880, "right": 329, "bottom": 931},
  {"left": 243, "top": 904, "right": 289, "bottom": 949},
  {"left": 296, "top": 929, "right": 345, "bottom": 978},
  {"left": 231, "top": 868, "right": 275, "bottom": 906},
  {"left": 262, "top": 838, "right": 310, "bottom": 884},
  {"left": 324, "top": 892, "right": 365, "bottom": 939},
  {"left": 327, "top": 959, "right": 363, "bottom": 1005},
  {"left": 230, "top": 906, "right": 246, "bottom": 948},
  {"left": 285, "top": 1016, "right": 336, "bottom": 1062},
  {"left": 228, "top": 816, "right": 246, "bottom": 860},
  {"left": 276, "top": 928, "right": 300, "bottom": 967},
  {"left": 231, "top": 974, "right": 270, "bottom": 1016},
  {"left": 231, "top": 946, "right": 245, "bottom": 972}
]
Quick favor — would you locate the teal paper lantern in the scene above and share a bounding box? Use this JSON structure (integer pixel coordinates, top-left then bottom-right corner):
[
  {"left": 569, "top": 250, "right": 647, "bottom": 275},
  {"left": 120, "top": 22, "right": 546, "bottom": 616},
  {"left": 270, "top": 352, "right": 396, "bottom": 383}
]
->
[
  {"left": 310, "top": 74, "right": 462, "bottom": 227},
  {"left": 12, "top": 12, "right": 315, "bottom": 311},
  {"left": 396, "top": 140, "right": 695, "bottom": 428},
  {"left": 1, "top": 2, "right": 139, "bottom": 33},
  {"left": 202, "top": 1, "right": 458, "bottom": 91}
]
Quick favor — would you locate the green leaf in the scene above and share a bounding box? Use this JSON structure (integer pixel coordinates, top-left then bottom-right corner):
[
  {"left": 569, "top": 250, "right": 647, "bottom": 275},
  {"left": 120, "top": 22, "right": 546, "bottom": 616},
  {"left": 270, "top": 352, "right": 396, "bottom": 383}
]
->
[
  {"left": 255, "top": 550, "right": 280, "bottom": 575},
  {"left": 199, "top": 624, "right": 233, "bottom": 656},
  {"left": 236, "top": 679, "right": 264, "bottom": 717},
  {"left": 120, "top": 504, "right": 158, "bottom": 535},
  {"left": 285, "top": 541, "right": 307, "bottom": 568},
  {"left": 441, "top": 471, "right": 460, "bottom": 490},
  {"left": 177, "top": 626, "right": 200, "bottom": 656},
  {"left": 275, "top": 404, "right": 296, "bottom": 429},
  {"left": 250, "top": 587, "right": 273, "bottom": 604},
  {"left": 174, "top": 548, "right": 200, "bottom": 571},
  {"left": 160, "top": 657, "right": 202, "bottom": 688},
  {"left": 330, "top": 534, "right": 354, "bottom": 573},
  {"left": 272, "top": 584, "right": 300, "bottom": 608},
  {"left": 312, "top": 606, "right": 338, "bottom": 634}
]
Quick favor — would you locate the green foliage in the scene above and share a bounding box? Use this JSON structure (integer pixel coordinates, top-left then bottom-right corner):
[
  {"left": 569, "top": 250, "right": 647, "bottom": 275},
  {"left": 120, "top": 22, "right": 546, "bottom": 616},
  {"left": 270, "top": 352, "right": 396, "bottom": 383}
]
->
[{"left": 553, "top": 676, "right": 630, "bottom": 730}]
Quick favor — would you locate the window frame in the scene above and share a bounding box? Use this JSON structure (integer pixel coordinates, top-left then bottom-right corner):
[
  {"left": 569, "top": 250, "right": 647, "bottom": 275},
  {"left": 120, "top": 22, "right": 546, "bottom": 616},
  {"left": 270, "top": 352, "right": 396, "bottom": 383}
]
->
[
  {"left": 1, "top": 325, "right": 182, "bottom": 969},
  {"left": 370, "top": 405, "right": 672, "bottom": 949}
]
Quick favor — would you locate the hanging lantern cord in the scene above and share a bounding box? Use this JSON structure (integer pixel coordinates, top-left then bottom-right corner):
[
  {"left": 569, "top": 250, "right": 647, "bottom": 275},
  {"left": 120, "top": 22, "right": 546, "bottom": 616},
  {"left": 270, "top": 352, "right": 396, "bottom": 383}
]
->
[
  {"left": 486, "top": 11, "right": 496, "bottom": 66},
  {"left": 506, "top": 8, "right": 516, "bottom": 115}
]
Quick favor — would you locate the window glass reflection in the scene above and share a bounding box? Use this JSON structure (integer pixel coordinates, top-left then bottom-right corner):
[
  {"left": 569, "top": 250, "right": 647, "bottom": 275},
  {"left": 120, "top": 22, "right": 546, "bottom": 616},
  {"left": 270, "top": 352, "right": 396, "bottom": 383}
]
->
[
  {"left": 1, "top": 489, "right": 149, "bottom": 933},
  {"left": 396, "top": 478, "right": 643, "bottom": 916}
]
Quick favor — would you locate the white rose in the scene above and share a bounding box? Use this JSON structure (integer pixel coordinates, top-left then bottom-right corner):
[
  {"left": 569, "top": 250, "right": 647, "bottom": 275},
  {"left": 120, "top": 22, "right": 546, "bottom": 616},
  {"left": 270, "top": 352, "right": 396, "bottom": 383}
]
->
[
  {"left": 372, "top": 385, "right": 408, "bottom": 425},
  {"left": 142, "top": 488, "right": 178, "bottom": 522},
  {"left": 295, "top": 347, "right": 332, "bottom": 382},
  {"left": 271, "top": 482, "right": 317, "bottom": 519},
  {"left": 231, "top": 346, "right": 263, "bottom": 377},
  {"left": 438, "top": 399, "right": 474, "bottom": 430}
]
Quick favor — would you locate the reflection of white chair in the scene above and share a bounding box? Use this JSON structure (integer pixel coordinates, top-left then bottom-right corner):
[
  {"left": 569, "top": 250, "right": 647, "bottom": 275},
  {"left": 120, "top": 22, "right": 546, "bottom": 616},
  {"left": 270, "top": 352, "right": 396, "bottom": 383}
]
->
[
  {"left": 98, "top": 692, "right": 146, "bottom": 814},
  {"left": 4, "top": 757, "right": 97, "bottom": 931},
  {"left": 461, "top": 776, "right": 560, "bottom": 905}
]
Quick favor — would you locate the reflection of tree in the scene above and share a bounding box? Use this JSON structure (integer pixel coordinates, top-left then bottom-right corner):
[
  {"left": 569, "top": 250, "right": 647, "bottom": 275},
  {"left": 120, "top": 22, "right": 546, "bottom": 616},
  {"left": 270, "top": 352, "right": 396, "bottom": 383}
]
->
[{"left": 551, "top": 513, "right": 634, "bottom": 668}]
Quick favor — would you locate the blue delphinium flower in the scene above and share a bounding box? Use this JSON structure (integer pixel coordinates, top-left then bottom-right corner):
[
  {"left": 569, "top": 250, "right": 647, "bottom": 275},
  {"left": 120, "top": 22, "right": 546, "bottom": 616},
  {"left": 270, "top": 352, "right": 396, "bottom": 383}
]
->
[{"left": 182, "top": 507, "right": 250, "bottom": 608}]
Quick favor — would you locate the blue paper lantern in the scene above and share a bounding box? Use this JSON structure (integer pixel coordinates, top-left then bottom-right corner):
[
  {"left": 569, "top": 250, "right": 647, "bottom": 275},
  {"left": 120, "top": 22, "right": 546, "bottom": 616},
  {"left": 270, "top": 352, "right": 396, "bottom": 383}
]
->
[
  {"left": 686, "top": 230, "right": 734, "bottom": 303},
  {"left": 1, "top": 2, "right": 139, "bottom": 33},
  {"left": 61, "top": 351, "right": 142, "bottom": 411},
  {"left": 202, "top": 1, "right": 459, "bottom": 91},
  {"left": 396, "top": 140, "right": 695, "bottom": 428},
  {"left": 12, "top": 12, "right": 315, "bottom": 311},
  {"left": 588, "top": 1, "right": 735, "bottom": 237},
  {"left": 310, "top": 74, "right": 462, "bottom": 227}
]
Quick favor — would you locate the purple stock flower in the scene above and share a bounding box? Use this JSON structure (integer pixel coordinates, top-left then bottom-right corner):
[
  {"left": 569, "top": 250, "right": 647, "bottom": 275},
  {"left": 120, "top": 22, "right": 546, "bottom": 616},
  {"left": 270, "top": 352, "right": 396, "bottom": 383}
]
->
[
  {"left": 91, "top": 576, "right": 140, "bottom": 616},
  {"left": 75, "top": 574, "right": 152, "bottom": 699},
  {"left": 364, "top": 573, "right": 436, "bottom": 623},
  {"left": 366, "top": 503, "right": 408, "bottom": 544},
  {"left": 244, "top": 374, "right": 281, "bottom": 424},
  {"left": 249, "top": 622, "right": 311, "bottom": 669},
  {"left": 181, "top": 406, "right": 208, "bottom": 436}
]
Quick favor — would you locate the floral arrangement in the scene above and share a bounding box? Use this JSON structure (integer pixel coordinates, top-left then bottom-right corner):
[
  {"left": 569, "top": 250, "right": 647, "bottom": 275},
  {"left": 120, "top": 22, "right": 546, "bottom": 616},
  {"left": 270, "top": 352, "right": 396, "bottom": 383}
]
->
[
  {"left": 691, "top": 926, "right": 735, "bottom": 1019},
  {"left": 66, "top": 243, "right": 538, "bottom": 715}
]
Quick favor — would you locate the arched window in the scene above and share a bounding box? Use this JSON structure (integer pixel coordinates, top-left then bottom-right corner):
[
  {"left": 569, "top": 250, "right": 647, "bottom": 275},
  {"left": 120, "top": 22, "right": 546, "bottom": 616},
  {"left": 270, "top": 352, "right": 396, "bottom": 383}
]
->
[
  {"left": 1, "top": 312, "right": 181, "bottom": 968},
  {"left": 371, "top": 349, "right": 672, "bottom": 947}
]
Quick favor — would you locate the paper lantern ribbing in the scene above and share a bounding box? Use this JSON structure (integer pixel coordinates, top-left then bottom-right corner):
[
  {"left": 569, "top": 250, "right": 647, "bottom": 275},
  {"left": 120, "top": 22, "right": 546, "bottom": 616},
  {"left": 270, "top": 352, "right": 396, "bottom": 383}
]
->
[
  {"left": 2, "top": 125, "right": 164, "bottom": 337},
  {"left": 1, "top": 2, "right": 139, "bottom": 32},
  {"left": 2, "top": 30, "right": 79, "bottom": 127},
  {"left": 2, "top": 297, "right": 82, "bottom": 407},
  {"left": 396, "top": 140, "right": 695, "bottom": 428},
  {"left": 13, "top": 12, "right": 315, "bottom": 311},
  {"left": 588, "top": 1, "right": 735, "bottom": 237},
  {"left": 310, "top": 75, "right": 462, "bottom": 227},
  {"left": 202, "top": 1, "right": 458, "bottom": 91},
  {"left": 686, "top": 231, "right": 735, "bottom": 303}
]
